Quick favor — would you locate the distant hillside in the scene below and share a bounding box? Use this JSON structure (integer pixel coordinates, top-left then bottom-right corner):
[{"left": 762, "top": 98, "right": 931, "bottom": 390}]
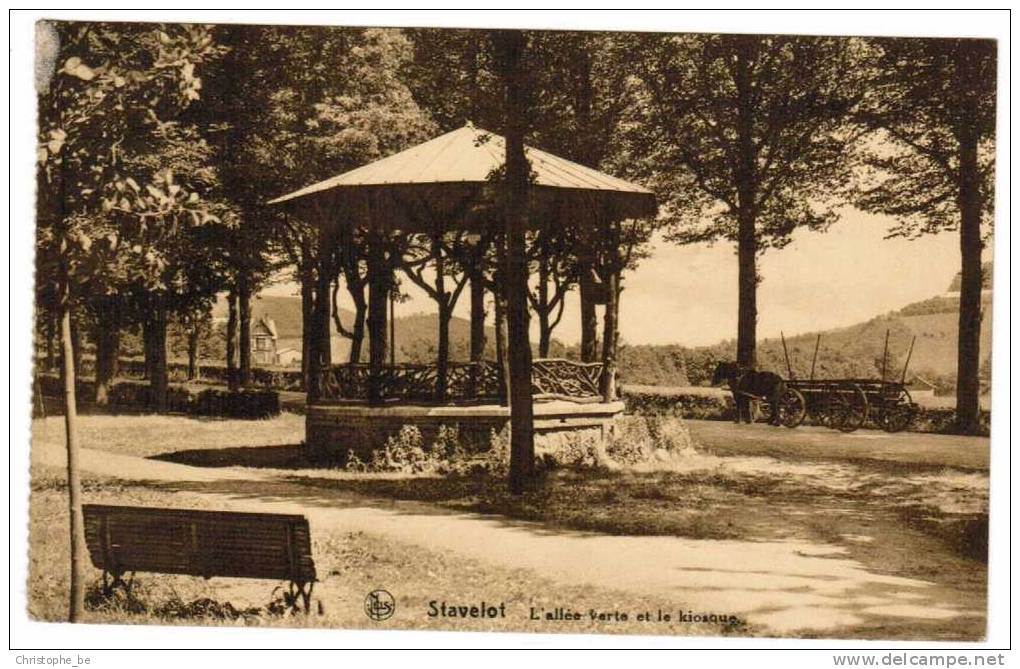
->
[
  {"left": 946, "top": 261, "right": 994, "bottom": 292},
  {"left": 212, "top": 294, "right": 339, "bottom": 339},
  {"left": 679, "top": 291, "right": 993, "bottom": 390},
  {"left": 211, "top": 273, "right": 993, "bottom": 391},
  {"left": 211, "top": 293, "right": 504, "bottom": 363}
]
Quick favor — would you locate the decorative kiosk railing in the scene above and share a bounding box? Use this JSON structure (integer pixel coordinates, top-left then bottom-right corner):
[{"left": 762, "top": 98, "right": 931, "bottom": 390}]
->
[
  {"left": 315, "top": 358, "right": 604, "bottom": 405},
  {"left": 306, "top": 358, "right": 619, "bottom": 462}
]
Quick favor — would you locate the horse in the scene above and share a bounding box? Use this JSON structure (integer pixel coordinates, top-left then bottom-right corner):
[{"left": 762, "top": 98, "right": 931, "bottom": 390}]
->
[{"left": 711, "top": 361, "right": 787, "bottom": 425}]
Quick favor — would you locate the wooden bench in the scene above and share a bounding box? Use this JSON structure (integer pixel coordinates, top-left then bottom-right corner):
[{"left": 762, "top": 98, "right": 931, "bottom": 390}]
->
[{"left": 83, "top": 504, "right": 317, "bottom": 612}]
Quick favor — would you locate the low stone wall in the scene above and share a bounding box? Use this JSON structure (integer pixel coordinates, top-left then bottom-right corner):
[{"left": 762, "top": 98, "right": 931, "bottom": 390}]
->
[{"left": 306, "top": 400, "right": 626, "bottom": 462}]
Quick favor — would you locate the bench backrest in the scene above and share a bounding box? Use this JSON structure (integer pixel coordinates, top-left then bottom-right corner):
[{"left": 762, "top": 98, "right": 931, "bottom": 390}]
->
[{"left": 83, "top": 504, "right": 315, "bottom": 582}]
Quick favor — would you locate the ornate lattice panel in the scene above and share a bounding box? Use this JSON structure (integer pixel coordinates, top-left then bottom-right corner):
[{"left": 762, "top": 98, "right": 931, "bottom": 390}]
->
[
  {"left": 318, "top": 359, "right": 603, "bottom": 403},
  {"left": 531, "top": 359, "right": 604, "bottom": 399}
]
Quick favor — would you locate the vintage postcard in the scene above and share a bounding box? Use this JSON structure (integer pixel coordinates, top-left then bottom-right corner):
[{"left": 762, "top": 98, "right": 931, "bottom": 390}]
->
[{"left": 22, "top": 13, "right": 1001, "bottom": 649}]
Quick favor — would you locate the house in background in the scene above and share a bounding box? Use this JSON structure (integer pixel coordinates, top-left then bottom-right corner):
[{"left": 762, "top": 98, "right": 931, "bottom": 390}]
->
[
  {"left": 252, "top": 316, "right": 278, "bottom": 366},
  {"left": 907, "top": 375, "right": 938, "bottom": 400},
  {"left": 276, "top": 347, "right": 301, "bottom": 367}
]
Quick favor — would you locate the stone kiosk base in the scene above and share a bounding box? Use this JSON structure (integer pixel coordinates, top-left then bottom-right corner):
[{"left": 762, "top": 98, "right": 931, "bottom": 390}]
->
[{"left": 306, "top": 400, "right": 627, "bottom": 462}]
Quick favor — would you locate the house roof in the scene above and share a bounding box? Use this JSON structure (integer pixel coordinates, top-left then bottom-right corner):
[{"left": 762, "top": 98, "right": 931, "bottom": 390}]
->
[
  {"left": 268, "top": 123, "right": 657, "bottom": 232},
  {"left": 253, "top": 316, "right": 278, "bottom": 339}
]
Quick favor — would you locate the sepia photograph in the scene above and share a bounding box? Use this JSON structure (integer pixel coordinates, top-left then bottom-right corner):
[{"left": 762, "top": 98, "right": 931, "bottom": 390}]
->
[{"left": 12, "top": 9, "right": 1008, "bottom": 655}]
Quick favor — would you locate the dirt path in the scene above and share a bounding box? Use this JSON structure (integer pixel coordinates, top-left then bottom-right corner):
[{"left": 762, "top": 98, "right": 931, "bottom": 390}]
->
[
  {"left": 32, "top": 439, "right": 985, "bottom": 638},
  {"left": 687, "top": 420, "right": 989, "bottom": 470}
]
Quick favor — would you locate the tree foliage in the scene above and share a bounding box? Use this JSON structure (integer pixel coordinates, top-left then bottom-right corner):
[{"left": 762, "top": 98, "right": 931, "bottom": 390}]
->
[
  {"left": 852, "top": 38, "right": 996, "bottom": 238},
  {"left": 628, "top": 33, "right": 866, "bottom": 249}
]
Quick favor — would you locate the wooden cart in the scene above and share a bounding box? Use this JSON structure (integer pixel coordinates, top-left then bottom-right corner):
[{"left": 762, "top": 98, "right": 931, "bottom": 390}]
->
[{"left": 767, "top": 330, "right": 920, "bottom": 433}]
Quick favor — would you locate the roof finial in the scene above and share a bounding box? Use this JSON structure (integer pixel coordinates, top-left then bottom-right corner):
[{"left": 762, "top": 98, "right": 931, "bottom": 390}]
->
[{"left": 465, "top": 119, "right": 475, "bottom": 129}]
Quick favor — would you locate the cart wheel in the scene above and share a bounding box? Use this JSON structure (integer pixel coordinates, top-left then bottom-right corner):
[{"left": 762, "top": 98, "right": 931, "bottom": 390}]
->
[
  {"left": 826, "top": 382, "right": 869, "bottom": 432},
  {"left": 776, "top": 388, "right": 807, "bottom": 428},
  {"left": 877, "top": 388, "right": 916, "bottom": 433}
]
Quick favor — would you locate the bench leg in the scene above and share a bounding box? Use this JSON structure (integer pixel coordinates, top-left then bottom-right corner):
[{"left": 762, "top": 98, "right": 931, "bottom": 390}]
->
[
  {"left": 102, "top": 570, "right": 134, "bottom": 597},
  {"left": 287, "top": 581, "right": 314, "bottom": 614}
]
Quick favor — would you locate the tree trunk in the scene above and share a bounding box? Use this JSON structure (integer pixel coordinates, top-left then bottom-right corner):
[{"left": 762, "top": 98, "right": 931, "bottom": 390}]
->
[
  {"left": 300, "top": 244, "right": 314, "bottom": 391},
  {"left": 142, "top": 312, "right": 154, "bottom": 380},
  {"left": 538, "top": 316, "right": 551, "bottom": 358},
  {"left": 148, "top": 297, "right": 168, "bottom": 412},
  {"left": 59, "top": 287, "right": 85, "bottom": 623},
  {"left": 69, "top": 313, "right": 82, "bottom": 377},
  {"left": 736, "top": 214, "right": 758, "bottom": 368},
  {"left": 342, "top": 275, "right": 371, "bottom": 365},
  {"left": 497, "top": 30, "right": 535, "bottom": 495},
  {"left": 954, "top": 62, "right": 984, "bottom": 434},
  {"left": 467, "top": 243, "right": 488, "bottom": 399},
  {"left": 94, "top": 311, "right": 119, "bottom": 406},
  {"left": 734, "top": 40, "right": 759, "bottom": 369},
  {"left": 226, "top": 287, "right": 238, "bottom": 392},
  {"left": 238, "top": 273, "right": 252, "bottom": 388},
  {"left": 46, "top": 311, "right": 58, "bottom": 371},
  {"left": 437, "top": 305, "right": 452, "bottom": 402},
  {"left": 308, "top": 233, "right": 334, "bottom": 403},
  {"left": 600, "top": 264, "right": 621, "bottom": 402},
  {"left": 332, "top": 276, "right": 369, "bottom": 365},
  {"left": 110, "top": 330, "right": 119, "bottom": 380},
  {"left": 187, "top": 325, "right": 200, "bottom": 381},
  {"left": 433, "top": 234, "right": 449, "bottom": 402},
  {"left": 367, "top": 234, "right": 388, "bottom": 405},
  {"left": 494, "top": 286, "right": 510, "bottom": 406},
  {"left": 348, "top": 285, "right": 367, "bottom": 364},
  {"left": 579, "top": 266, "right": 599, "bottom": 362},
  {"left": 469, "top": 267, "right": 486, "bottom": 362}
]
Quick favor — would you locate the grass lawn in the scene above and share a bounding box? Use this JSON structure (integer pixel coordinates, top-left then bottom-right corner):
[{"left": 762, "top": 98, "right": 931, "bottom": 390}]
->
[
  {"left": 28, "top": 465, "right": 745, "bottom": 637},
  {"left": 28, "top": 413, "right": 988, "bottom": 639},
  {"left": 276, "top": 453, "right": 989, "bottom": 633},
  {"left": 31, "top": 412, "right": 306, "bottom": 458}
]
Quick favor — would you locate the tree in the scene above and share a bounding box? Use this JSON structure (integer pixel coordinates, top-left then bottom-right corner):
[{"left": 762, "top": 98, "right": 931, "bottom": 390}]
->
[
  {"left": 527, "top": 225, "right": 576, "bottom": 358},
  {"left": 631, "top": 34, "right": 865, "bottom": 367},
  {"left": 404, "top": 28, "right": 504, "bottom": 133},
  {"left": 36, "top": 21, "right": 224, "bottom": 622},
  {"left": 527, "top": 32, "right": 641, "bottom": 362},
  {"left": 492, "top": 30, "right": 536, "bottom": 495},
  {"left": 404, "top": 28, "right": 506, "bottom": 370},
  {"left": 331, "top": 225, "right": 370, "bottom": 364},
  {"left": 205, "top": 26, "right": 435, "bottom": 387},
  {"left": 399, "top": 229, "right": 471, "bottom": 400},
  {"left": 852, "top": 38, "right": 995, "bottom": 434}
]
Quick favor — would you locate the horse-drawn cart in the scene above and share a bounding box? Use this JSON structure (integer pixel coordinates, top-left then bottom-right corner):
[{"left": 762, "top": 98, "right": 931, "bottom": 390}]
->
[
  {"left": 753, "top": 331, "right": 920, "bottom": 433},
  {"left": 785, "top": 379, "right": 917, "bottom": 433}
]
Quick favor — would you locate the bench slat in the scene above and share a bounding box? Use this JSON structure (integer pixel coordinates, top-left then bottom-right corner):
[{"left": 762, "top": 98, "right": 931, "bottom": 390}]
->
[{"left": 83, "top": 505, "right": 316, "bottom": 582}]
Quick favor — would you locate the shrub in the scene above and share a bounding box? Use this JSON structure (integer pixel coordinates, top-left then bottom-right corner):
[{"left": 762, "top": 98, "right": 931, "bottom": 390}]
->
[
  {"left": 649, "top": 415, "right": 697, "bottom": 454},
  {"left": 33, "top": 374, "right": 93, "bottom": 403},
  {"left": 912, "top": 407, "right": 991, "bottom": 437},
  {"left": 343, "top": 450, "right": 368, "bottom": 473},
  {"left": 340, "top": 424, "right": 483, "bottom": 474},
  {"left": 364, "top": 425, "right": 445, "bottom": 474},
  {"left": 108, "top": 381, "right": 155, "bottom": 409},
  {"left": 552, "top": 431, "right": 605, "bottom": 467},
  {"left": 431, "top": 424, "right": 465, "bottom": 460},
  {"left": 193, "top": 389, "right": 281, "bottom": 419},
  {"left": 622, "top": 388, "right": 733, "bottom": 421},
  {"left": 606, "top": 417, "right": 654, "bottom": 464},
  {"left": 622, "top": 386, "right": 991, "bottom": 437},
  {"left": 104, "top": 381, "right": 193, "bottom": 413},
  {"left": 606, "top": 415, "right": 698, "bottom": 465}
]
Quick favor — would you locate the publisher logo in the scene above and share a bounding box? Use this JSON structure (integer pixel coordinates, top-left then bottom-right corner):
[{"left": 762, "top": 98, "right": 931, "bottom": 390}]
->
[{"left": 365, "top": 589, "right": 395, "bottom": 621}]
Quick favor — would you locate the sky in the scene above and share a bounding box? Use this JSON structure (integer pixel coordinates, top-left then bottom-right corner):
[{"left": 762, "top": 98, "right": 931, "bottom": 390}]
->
[{"left": 262, "top": 207, "right": 991, "bottom": 347}]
